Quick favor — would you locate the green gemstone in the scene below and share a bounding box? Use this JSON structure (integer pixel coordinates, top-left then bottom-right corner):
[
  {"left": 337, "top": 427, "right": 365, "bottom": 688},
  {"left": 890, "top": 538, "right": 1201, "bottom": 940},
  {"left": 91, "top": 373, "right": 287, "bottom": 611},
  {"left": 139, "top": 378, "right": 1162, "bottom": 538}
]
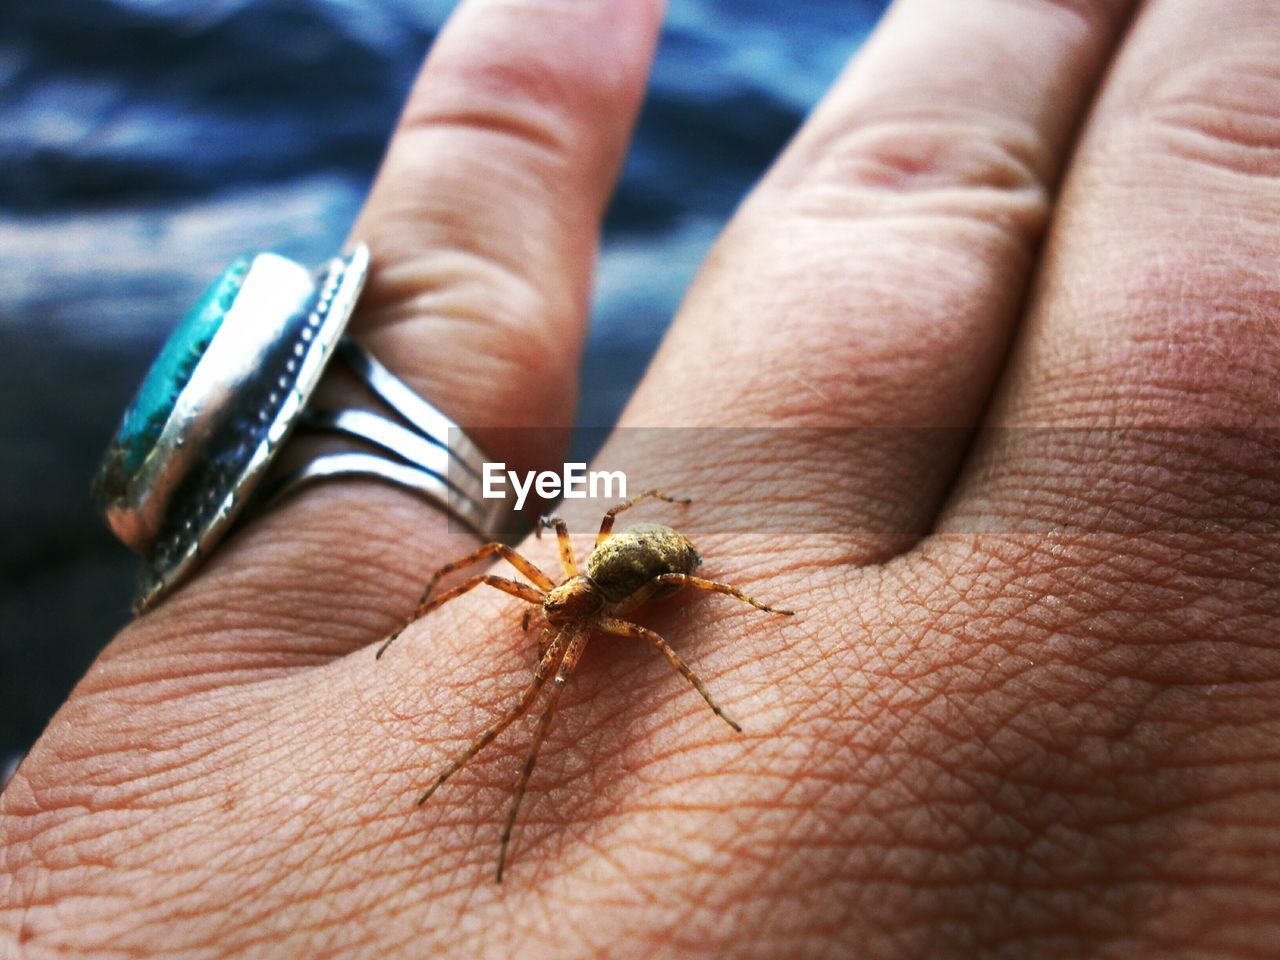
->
[{"left": 96, "top": 256, "right": 251, "bottom": 499}]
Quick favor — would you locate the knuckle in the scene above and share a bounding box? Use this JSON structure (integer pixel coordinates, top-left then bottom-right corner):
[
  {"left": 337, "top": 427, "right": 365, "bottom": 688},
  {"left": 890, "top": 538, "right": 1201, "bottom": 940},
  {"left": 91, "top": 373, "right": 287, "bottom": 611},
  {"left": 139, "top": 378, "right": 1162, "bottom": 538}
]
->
[
  {"left": 1141, "top": 53, "right": 1280, "bottom": 180},
  {"left": 776, "top": 112, "right": 1054, "bottom": 249},
  {"left": 401, "top": 1, "right": 634, "bottom": 171},
  {"left": 402, "top": 65, "right": 579, "bottom": 167},
  {"left": 371, "top": 243, "right": 571, "bottom": 382}
]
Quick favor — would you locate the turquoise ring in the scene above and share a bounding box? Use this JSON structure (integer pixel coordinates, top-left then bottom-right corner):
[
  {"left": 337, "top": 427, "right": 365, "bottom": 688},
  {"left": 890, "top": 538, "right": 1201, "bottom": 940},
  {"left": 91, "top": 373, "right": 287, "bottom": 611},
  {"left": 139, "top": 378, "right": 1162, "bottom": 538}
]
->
[{"left": 94, "top": 243, "right": 511, "bottom": 611}]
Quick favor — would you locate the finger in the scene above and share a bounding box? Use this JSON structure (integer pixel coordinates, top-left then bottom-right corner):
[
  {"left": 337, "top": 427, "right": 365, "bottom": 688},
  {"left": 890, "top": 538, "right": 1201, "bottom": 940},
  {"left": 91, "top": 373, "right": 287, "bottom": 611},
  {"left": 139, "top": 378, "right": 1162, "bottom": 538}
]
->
[
  {"left": 351, "top": 0, "right": 663, "bottom": 458},
  {"left": 112, "top": 0, "right": 664, "bottom": 661},
  {"left": 940, "top": 0, "right": 1280, "bottom": 537},
  {"left": 608, "top": 0, "right": 1135, "bottom": 557},
  {"left": 907, "top": 4, "right": 1280, "bottom": 947}
]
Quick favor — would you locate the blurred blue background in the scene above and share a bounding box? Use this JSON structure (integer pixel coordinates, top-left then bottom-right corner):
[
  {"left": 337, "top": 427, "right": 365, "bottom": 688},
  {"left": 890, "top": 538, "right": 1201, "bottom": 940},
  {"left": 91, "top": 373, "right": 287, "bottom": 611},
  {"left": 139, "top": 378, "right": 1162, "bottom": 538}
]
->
[{"left": 0, "top": 0, "right": 888, "bottom": 771}]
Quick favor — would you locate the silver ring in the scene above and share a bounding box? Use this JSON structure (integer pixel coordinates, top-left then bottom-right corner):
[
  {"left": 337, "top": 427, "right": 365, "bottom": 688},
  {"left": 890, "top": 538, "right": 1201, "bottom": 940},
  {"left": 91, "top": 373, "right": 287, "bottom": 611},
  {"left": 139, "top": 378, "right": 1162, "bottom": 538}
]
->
[{"left": 93, "top": 243, "right": 513, "bottom": 611}]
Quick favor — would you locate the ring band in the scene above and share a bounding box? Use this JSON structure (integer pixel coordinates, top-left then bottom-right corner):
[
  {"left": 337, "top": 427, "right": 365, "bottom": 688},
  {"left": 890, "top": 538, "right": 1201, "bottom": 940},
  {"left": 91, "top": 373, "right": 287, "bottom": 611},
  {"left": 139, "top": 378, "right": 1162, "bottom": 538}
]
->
[
  {"left": 267, "top": 337, "right": 510, "bottom": 539},
  {"left": 93, "top": 243, "right": 513, "bottom": 611}
]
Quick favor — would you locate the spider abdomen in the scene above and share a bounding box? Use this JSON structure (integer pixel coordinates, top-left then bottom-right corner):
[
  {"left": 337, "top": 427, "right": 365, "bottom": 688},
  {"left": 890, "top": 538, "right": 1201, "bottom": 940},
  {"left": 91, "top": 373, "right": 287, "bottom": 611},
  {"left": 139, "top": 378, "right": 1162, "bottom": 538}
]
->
[{"left": 586, "top": 522, "right": 701, "bottom": 603}]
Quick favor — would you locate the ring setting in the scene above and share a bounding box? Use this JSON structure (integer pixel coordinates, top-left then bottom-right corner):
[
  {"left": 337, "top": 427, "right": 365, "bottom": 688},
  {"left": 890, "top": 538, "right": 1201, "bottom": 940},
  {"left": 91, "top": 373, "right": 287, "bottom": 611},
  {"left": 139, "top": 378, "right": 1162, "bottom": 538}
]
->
[{"left": 93, "top": 243, "right": 511, "bottom": 611}]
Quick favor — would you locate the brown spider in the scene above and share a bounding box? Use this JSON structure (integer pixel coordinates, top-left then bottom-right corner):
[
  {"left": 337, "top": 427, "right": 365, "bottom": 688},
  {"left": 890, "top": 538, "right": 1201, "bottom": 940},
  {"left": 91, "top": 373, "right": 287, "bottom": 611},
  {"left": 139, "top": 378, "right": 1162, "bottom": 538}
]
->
[{"left": 375, "top": 490, "right": 793, "bottom": 881}]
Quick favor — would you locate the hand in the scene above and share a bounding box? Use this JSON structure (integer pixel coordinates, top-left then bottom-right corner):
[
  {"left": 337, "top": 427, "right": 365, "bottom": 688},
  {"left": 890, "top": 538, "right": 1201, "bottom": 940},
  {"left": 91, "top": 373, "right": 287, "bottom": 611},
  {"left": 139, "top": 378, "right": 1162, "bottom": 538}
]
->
[{"left": 5, "top": 0, "right": 1279, "bottom": 955}]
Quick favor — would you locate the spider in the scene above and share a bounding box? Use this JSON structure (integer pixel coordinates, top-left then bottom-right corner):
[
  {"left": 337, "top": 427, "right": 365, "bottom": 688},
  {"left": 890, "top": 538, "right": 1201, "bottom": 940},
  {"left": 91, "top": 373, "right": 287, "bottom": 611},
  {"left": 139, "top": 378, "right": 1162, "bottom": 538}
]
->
[{"left": 375, "top": 489, "right": 793, "bottom": 881}]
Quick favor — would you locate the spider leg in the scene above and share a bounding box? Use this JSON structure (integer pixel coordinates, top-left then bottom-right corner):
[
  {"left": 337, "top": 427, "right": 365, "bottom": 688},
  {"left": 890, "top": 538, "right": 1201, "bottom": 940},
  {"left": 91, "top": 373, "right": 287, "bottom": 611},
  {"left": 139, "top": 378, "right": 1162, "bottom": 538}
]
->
[
  {"left": 522, "top": 611, "right": 554, "bottom": 658},
  {"left": 617, "top": 573, "right": 793, "bottom": 616},
  {"left": 609, "top": 578, "right": 667, "bottom": 617},
  {"left": 595, "top": 489, "right": 690, "bottom": 547},
  {"left": 538, "top": 515, "right": 579, "bottom": 578},
  {"left": 598, "top": 616, "right": 742, "bottom": 733},
  {"left": 416, "top": 627, "right": 570, "bottom": 805},
  {"left": 497, "top": 625, "right": 589, "bottom": 882},
  {"left": 537, "top": 627, "right": 557, "bottom": 660},
  {"left": 416, "top": 543, "right": 556, "bottom": 606},
  {"left": 376, "top": 575, "right": 545, "bottom": 659}
]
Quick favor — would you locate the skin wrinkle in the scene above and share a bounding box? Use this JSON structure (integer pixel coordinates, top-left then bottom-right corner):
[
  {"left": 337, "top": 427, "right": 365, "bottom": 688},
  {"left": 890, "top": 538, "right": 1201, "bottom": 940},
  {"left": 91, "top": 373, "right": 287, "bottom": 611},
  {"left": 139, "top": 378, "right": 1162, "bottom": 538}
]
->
[
  {"left": 357, "top": 294, "right": 579, "bottom": 463},
  {"left": 896, "top": 537, "right": 1274, "bottom": 952},
  {"left": 365, "top": 241, "right": 577, "bottom": 367},
  {"left": 82, "top": 652, "right": 323, "bottom": 699},
  {"left": 563, "top": 737, "right": 778, "bottom": 947},
  {"left": 146, "top": 736, "right": 369, "bottom": 952},
  {"left": 409, "top": 0, "right": 646, "bottom": 139},
  {"left": 400, "top": 101, "right": 579, "bottom": 179},
  {"left": 657, "top": 210, "right": 1031, "bottom": 425},
  {"left": 1140, "top": 52, "right": 1280, "bottom": 174},
  {"left": 1005, "top": 311, "right": 1280, "bottom": 431},
  {"left": 99, "top": 498, "right": 479, "bottom": 675},
  {"left": 12, "top": 711, "right": 260, "bottom": 825},
  {"left": 774, "top": 120, "right": 1053, "bottom": 251},
  {"left": 944, "top": 424, "right": 1280, "bottom": 542}
]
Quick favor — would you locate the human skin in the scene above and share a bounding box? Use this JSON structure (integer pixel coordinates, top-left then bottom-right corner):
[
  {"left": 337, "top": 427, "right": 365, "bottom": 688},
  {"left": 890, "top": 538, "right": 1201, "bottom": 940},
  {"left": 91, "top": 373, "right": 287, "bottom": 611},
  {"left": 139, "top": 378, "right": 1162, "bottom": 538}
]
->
[{"left": 4, "top": 0, "right": 1280, "bottom": 955}]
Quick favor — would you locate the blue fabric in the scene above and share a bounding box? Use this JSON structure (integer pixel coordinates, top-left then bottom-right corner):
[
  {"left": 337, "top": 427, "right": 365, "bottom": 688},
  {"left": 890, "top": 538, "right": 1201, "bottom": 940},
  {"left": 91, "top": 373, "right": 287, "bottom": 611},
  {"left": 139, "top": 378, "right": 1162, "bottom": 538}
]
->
[{"left": 0, "top": 0, "right": 889, "bottom": 761}]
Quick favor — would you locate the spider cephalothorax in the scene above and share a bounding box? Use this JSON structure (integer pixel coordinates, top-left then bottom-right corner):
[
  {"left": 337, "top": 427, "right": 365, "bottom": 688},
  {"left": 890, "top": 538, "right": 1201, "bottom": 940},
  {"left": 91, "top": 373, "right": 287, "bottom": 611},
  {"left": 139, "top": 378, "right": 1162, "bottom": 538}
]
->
[
  {"left": 542, "top": 576, "right": 604, "bottom": 624},
  {"left": 375, "top": 490, "right": 793, "bottom": 881}
]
